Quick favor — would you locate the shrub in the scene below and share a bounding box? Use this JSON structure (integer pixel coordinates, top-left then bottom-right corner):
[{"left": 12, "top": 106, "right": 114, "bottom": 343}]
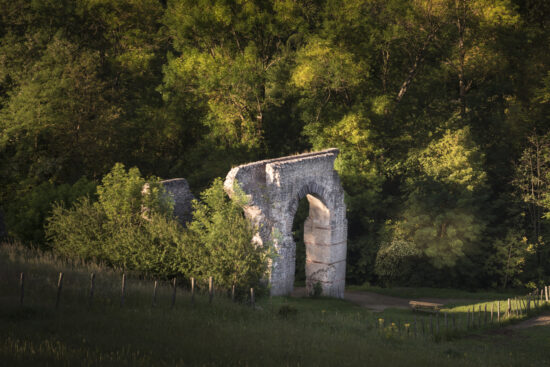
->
[
  {"left": 5, "top": 177, "right": 96, "bottom": 245},
  {"left": 277, "top": 304, "right": 298, "bottom": 318},
  {"left": 374, "top": 229, "right": 423, "bottom": 286},
  {"left": 184, "top": 178, "right": 270, "bottom": 290},
  {"left": 46, "top": 166, "right": 270, "bottom": 287},
  {"left": 46, "top": 163, "right": 183, "bottom": 276},
  {"left": 310, "top": 281, "right": 323, "bottom": 298}
]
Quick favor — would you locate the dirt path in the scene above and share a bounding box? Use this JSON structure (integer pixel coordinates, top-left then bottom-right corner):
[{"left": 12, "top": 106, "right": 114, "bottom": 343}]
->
[
  {"left": 506, "top": 312, "right": 550, "bottom": 329},
  {"left": 290, "top": 287, "right": 470, "bottom": 311}
]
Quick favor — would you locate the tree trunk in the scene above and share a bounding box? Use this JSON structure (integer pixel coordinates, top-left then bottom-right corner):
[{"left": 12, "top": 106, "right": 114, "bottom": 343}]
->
[{"left": 456, "top": 0, "right": 467, "bottom": 120}]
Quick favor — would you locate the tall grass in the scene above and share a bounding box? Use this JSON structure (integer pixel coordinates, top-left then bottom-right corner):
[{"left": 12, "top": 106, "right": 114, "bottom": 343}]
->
[{"left": 1, "top": 242, "right": 550, "bottom": 366}]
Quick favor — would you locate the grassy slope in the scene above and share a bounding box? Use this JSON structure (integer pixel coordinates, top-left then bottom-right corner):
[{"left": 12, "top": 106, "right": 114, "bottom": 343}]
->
[{"left": 1, "top": 243, "right": 550, "bottom": 367}]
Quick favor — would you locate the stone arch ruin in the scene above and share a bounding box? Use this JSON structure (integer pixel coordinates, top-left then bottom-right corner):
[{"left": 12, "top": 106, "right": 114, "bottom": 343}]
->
[{"left": 224, "top": 149, "right": 347, "bottom": 298}]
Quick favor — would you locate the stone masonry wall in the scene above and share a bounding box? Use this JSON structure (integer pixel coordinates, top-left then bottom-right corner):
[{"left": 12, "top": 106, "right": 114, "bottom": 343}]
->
[{"left": 224, "top": 149, "right": 347, "bottom": 298}]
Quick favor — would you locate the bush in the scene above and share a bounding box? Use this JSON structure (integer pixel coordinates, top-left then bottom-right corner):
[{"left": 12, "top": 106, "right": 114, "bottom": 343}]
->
[
  {"left": 5, "top": 177, "right": 96, "bottom": 245},
  {"left": 278, "top": 304, "right": 298, "bottom": 318},
  {"left": 374, "top": 225, "right": 423, "bottom": 286},
  {"left": 184, "top": 178, "right": 270, "bottom": 290},
  {"left": 310, "top": 281, "right": 323, "bottom": 297},
  {"left": 46, "top": 163, "right": 184, "bottom": 276},
  {"left": 46, "top": 166, "right": 270, "bottom": 287}
]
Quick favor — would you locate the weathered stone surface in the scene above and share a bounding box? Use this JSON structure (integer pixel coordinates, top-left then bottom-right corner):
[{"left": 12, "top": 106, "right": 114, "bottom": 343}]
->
[
  {"left": 161, "top": 178, "right": 194, "bottom": 226},
  {"left": 224, "top": 149, "right": 347, "bottom": 298}
]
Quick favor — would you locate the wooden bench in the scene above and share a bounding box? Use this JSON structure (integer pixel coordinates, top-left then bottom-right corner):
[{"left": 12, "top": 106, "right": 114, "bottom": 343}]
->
[{"left": 409, "top": 300, "right": 443, "bottom": 313}]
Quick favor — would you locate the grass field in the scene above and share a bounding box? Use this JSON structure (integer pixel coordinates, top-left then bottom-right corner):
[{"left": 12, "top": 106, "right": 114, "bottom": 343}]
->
[
  {"left": 348, "top": 284, "right": 523, "bottom": 301},
  {"left": 1, "top": 242, "right": 550, "bottom": 366}
]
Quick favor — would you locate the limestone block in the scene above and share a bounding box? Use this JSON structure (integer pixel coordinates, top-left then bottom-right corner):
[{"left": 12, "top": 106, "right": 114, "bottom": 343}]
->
[
  {"left": 305, "top": 259, "right": 346, "bottom": 283},
  {"left": 305, "top": 242, "right": 347, "bottom": 264},
  {"left": 304, "top": 220, "right": 347, "bottom": 246}
]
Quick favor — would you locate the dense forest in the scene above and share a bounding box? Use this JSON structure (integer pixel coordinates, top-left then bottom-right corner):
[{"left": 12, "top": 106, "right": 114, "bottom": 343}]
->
[{"left": 1, "top": 0, "right": 549, "bottom": 290}]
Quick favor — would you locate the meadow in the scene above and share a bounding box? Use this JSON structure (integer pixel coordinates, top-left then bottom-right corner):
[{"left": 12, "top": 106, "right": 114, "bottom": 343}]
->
[{"left": 1, "top": 242, "right": 550, "bottom": 367}]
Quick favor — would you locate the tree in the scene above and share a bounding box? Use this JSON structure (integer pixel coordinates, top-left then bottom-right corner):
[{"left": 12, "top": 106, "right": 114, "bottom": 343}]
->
[
  {"left": 184, "top": 178, "right": 270, "bottom": 290},
  {"left": 485, "top": 231, "right": 532, "bottom": 288},
  {"left": 513, "top": 132, "right": 550, "bottom": 274},
  {"left": 392, "top": 127, "right": 489, "bottom": 269},
  {"left": 161, "top": 0, "right": 315, "bottom": 165}
]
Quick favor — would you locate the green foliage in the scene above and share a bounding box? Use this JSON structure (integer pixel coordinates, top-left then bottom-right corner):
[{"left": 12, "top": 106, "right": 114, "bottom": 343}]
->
[
  {"left": 375, "top": 226, "right": 423, "bottom": 286},
  {"left": 395, "top": 128, "right": 489, "bottom": 269},
  {"left": 4, "top": 178, "right": 96, "bottom": 244},
  {"left": 185, "top": 178, "right": 270, "bottom": 289},
  {"left": 310, "top": 282, "right": 323, "bottom": 298},
  {"left": 46, "top": 163, "right": 183, "bottom": 276},
  {"left": 97, "top": 163, "right": 173, "bottom": 222},
  {"left": 46, "top": 167, "right": 268, "bottom": 287},
  {"left": 484, "top": 231, "right": 533, "bottom": 289},
  {"left": 1, "top": 0, "right": 550, "bottom": 289}
]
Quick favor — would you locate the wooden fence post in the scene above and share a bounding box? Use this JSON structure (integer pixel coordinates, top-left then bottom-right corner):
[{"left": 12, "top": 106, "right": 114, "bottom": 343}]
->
[
  {"left": 477, "top": 305, "right": 481, "bottom": 328},
  {"left": 507, "top": 298, "right": 511, "bottom": 318},
  {"left": 231, "top": 284, "right": 236, "bottom": 302},
  {"left": 546, "top": 286, "right": 549, "bottom": 302},
  {"left": 19, "top": 272, "right": 24, "bottom": 307},
  {"left": 208, "top": 276, "right": 213, "bottom": 304},
  {"left": 56, "top": 272, "right": 64, "bottom": 309},
  {"left": 191, "top": 278, "right": 195, "bottom": 305},
  {"left": 452, "top": 314, "right": 456, "bottom": 331},
  {"left": 152, "top": 280, "right": 158, "bottom": 307},
  {"left": 120, "top": 273, "right": 126, "bottom": 307},
  {"left": 397, "top": 319, "right": 401, "bottom": 335},
  {"left": 89, "top": 273, "right": 95, "bottom": 307},
  {"left": 250, "top": 288, "right": 255, "bottom": 308},
  {"left": 490, "top": 303, "right": 494, "bottom": 323},
  {"left": 171, "top": 277, "right": 177, "bottom": 308}
]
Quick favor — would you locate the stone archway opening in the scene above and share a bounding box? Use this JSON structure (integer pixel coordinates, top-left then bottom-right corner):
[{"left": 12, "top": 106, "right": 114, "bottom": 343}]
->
[
  {"left": 291, "top": 193, "right": 333, "bottom": 295},
  {"left": 224, "top": 149, "right": 347, "bottom": 298}
]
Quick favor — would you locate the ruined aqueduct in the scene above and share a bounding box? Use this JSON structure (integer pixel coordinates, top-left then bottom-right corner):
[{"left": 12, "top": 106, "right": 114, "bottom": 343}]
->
[{"left": 224, "top": 149, "right": 347, "bottom": 298}]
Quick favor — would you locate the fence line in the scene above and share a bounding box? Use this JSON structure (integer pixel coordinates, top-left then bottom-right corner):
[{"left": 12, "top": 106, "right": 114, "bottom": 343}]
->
[{"left": 12, "top": 270, "right": 550, "bottom": 342}]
